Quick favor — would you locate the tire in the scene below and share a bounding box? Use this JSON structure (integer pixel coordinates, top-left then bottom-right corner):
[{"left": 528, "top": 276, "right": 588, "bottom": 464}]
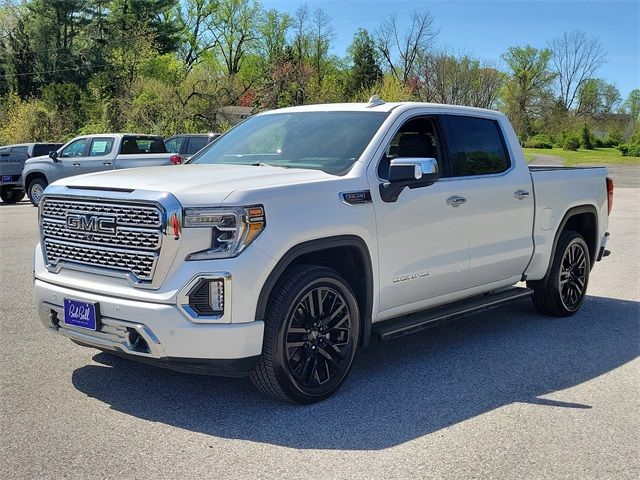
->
[
  {"left": 0, "top": 187, "right": 25, "bottom": 204},
  {"left": 528, "top": 230, "right": 590, "bottom": 317},
  {"left": 27, "top": 178, "right": 47, "bottom": 207},
  {"left": 250, "top": 265, "right": 360, "bottom": 404}
]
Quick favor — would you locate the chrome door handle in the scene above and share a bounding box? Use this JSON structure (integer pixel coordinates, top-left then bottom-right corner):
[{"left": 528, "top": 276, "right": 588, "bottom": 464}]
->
[
  {"left": 514, "top": 190, "right": 530, "bottom": 200},
  {"left": 72, "top": 162, "right": 81, "bottom": 167},
  {"left": 446, "top": 195, "right": 467, "bottom": 207},
  {"left": 102, "top": 162, "right": 112, "bottom": 166}
]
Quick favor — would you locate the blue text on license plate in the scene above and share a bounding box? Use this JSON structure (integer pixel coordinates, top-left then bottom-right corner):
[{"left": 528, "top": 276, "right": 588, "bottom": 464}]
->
[{"left": 63, "top": 299, "right": 98, "bottom": 330}]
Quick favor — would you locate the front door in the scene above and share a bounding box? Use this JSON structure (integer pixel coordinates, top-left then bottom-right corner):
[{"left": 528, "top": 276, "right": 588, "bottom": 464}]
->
[
  {"left": 57, "top": 138, "right": 111, "bottom": 180},
  {"left": 370, "top": 114, "right": 471, "bottom": 318}
]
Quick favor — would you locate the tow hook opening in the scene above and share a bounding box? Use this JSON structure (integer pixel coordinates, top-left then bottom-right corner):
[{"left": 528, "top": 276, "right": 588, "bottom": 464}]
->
[
  {"left": 127, "top": 328, "right": 150, "bottom": 354},
  {"left": 49, "top": 310, "right": 60, "bottom": 328}
]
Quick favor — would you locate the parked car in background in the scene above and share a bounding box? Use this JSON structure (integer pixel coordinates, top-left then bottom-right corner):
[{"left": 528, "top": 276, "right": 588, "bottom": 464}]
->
[
  {"left": 165, "top": 133, "right": 220, "bottom": 163},
  {"left": 0, "top": 143, "right": 62, "bottom": 204},
  {"left": 22, "top": 134, "right": 175, "bottom": 206}
]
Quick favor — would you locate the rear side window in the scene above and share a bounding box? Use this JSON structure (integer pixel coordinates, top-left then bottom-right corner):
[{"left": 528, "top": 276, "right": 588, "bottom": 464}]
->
[
  {"left": 185, "top": 136, "right": 210, "bottom": 155},
  {"left": 121, "top": 137, "right": 167, "bottom": 154},
  {"left": 11, "top": 146, "right": 28, "bottom": 154},
  {"left": 445, "top": 116, "right": 510, "bottom": 177},
  {"left": 89, "top": 138, "right": 114, "bottom": 156}
]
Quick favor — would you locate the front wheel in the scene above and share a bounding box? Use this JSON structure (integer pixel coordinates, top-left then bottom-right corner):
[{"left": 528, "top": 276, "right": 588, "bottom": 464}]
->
[
  {"left": 27, "top": 178, "right": 47, "bottom": 206},
  {"left": 250, "top": 265, "right": 360, "bottom": 404},
  {"left": 529, "top": 230, "right": 590, "bottom": 316},
  {"left": 0, "top": 187, "right": 25, "bottom": 204}
]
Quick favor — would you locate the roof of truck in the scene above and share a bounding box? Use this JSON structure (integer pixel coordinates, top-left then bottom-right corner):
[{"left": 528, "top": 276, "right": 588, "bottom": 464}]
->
[{"left": 260, "top": 100, "right": 504, "bottom": 117}]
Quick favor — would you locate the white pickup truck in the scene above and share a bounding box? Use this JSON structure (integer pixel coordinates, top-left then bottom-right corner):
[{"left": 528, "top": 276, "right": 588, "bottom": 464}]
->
[
  {"left": 22, "top": 134, "right": 176, "bottom": 206},
  {"left": 33, "top": 100, "right": 613, "bottom": 403}
]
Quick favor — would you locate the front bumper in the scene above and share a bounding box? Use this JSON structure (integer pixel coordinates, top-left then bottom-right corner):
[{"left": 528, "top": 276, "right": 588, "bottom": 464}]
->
[{"left": 35, "top": 279, "right": 264, "bottom": 377}]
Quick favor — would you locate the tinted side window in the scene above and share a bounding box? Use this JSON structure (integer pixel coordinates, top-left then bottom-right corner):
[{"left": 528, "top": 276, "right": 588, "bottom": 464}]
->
[
  {"left": 446, "top": 116, "right": 510, "bottom": 177},
  {"left": 11, "top": 146, "right": 28, "bottom": 154},
  {"left": 185, "top": 136, "right": 209, "bottom": 154},
  {"left": 165, "top": 137, "right": 183, "bottom": 153},
  {"left": 89, "top": 138, "right": 114, "bottom": 156},
  {"left": 33, "top": 144, "right": 61, "bottom": 157}
]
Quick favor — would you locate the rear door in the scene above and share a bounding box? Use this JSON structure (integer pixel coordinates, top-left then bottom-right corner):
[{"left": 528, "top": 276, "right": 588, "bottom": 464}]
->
[
  {"left": 441, "top": 114, "right": 534, "bottom": 288},
  {"left": 1, "top": 146, "right": 28, "bottom": 183}
]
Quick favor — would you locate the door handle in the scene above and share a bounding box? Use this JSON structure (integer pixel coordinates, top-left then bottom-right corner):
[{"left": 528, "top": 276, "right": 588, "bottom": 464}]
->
[
  {"left": 102, "top": 162, "right": 112, "bottom": 166},
  {"left": 446, "top": 195, "right": 467, "bottom": 207},
  {"left": 72, "top": 162, "right": 81, "bottom": 167},
  {"left": 514, "top": 190, "right": 530, "bottom": 200}
]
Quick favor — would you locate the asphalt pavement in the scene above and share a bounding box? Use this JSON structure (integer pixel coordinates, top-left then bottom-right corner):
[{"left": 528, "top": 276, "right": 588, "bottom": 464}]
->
[{"left": 0, "top": 190, "right": 638, "bottom": 479}]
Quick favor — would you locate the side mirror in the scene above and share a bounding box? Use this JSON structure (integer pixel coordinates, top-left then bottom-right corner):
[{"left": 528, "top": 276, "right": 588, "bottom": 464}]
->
[
  {"left": 380, "top": 158, "right": 439, "bottom": 202},
  {"left": 49, "top": 150, "right": 59, "bottom": 162}
]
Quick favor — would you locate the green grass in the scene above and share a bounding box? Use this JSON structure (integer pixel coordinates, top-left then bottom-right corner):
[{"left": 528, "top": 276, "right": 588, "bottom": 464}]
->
[{"left": 523, "top": 147, "right": 640, "bottom": 165}]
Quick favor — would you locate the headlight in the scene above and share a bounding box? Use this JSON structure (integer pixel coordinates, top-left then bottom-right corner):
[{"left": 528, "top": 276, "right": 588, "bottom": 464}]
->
[{"left": 183, "top": 206, "right": 265, "bottom": 260}]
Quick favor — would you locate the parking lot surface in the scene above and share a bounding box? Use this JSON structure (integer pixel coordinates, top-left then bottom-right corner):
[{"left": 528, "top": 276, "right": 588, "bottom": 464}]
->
[{"left": 1, "top": 189, "right": 638, "bottom": 480}]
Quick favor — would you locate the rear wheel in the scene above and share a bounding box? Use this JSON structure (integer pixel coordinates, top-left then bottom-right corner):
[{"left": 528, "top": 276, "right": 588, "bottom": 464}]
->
[
  {"left": 27, "top": 178, "right": 47, "bottom": 206},
  {"left": 250, "top": 265, "right": 360, "bottom": 403},
  {"left": 0, "top": 187, "right": 25, "bottom": 204},
  {"left": 529, "top": 230, "right": 590, "bottom": 316}
]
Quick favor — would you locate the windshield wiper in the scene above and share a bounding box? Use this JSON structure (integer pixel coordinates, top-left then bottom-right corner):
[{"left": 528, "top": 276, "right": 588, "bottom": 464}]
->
[{"left": 249, "top": 162, "right": 290, "bottom": 168}]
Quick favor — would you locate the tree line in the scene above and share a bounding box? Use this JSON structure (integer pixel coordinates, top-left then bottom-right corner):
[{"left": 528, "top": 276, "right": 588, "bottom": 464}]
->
[{"left": 0, "top": 0, "right": 638, "bottom": 155}]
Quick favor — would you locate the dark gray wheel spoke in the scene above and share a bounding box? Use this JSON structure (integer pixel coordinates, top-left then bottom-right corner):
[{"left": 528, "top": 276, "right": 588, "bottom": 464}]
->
[{"left": 560, "top": 242, "right": 588, "bottom": 311}]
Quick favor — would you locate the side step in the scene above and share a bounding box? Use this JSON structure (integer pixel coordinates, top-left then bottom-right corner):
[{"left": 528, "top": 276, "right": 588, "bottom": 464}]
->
[{"left": 373, "top": 287, "right": 533, "bottom": 341}]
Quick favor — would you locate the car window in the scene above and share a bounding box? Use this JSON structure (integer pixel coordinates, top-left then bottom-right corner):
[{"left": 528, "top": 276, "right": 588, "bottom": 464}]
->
[
  {"left": 379, "top": 117, "right": 444, "bottom": 179},
  {"left": 89, "top": 138, "right": 114, "bottom": 157},
  {"left": 446, "top": 116, "right": 510, "bottom": 177},
  {"left": 165, "top": 137, "right": 183, "bottom": 153},
  {"left": 60, "top": 139, "right": 88, "bottom": 158},
  {"left": 185, "top": 136, "right": 210, "bottom": 155},
  {"left": 10, "top": 146, "right": 28, "bottom": 154},
  {"left": 121, "top": 137, "right": 167, "bottom": 154},
  {"left": 33, "top": 144, "right": 61, "bottom": 157}
]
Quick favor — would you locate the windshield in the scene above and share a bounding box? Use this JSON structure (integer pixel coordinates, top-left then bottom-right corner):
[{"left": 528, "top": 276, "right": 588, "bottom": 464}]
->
[{"left": 190, "top": 111, "right": 388, "bottom": 174}]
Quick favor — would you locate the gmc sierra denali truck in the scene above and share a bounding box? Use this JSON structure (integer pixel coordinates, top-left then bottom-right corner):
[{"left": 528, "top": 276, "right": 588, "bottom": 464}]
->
[
  {"left": 34, "top": 100, "right": 613, "bottom": 404},
  {"left": 22, "top": 134, "right": 174, "bottom": 206}
]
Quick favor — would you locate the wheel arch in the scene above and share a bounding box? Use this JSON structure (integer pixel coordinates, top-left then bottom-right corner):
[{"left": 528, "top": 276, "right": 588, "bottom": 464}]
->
[
  {"left": 24, "top": 170, "right": 48, "bottom": 190},
  {"left": 532, "top": 204, "right": 598, "bottom": 287},
  {"left": 255, "top": 235, "right": 374, "bottom": 347}
]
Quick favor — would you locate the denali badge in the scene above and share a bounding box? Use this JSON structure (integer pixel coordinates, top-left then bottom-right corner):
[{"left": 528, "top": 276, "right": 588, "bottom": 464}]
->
[
  {"left": 340, "top": 190, "right": 372, "bottom": 205},
  {"left": 66, "top": 213, "right": 117, "bottom": 235}
]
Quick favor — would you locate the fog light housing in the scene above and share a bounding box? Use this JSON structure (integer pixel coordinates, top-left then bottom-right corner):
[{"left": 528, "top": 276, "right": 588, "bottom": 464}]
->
[{"left": 178, "top": 274, "right": 231, "bottom": 323}]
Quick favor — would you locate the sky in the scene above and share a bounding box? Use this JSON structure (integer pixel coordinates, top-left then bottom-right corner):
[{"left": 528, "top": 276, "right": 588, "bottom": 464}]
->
[{"left": 263, "top": 0, "right": 639, "bottom": 100}]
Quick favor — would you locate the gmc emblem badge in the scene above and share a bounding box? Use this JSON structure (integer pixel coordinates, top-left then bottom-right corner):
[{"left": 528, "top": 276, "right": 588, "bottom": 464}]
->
[{"left": 66, "top": 213, "right": 117, "bottom": 235}]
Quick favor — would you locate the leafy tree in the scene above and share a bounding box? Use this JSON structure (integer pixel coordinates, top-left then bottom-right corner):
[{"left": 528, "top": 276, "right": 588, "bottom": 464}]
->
[
  {"left": 576, "top": 78, "right": 621, "bottom": 117},
  {"left": 501, "top": 45, "right": 556, "bottom": 140},
  {"left": 347, "top": 29, "right": 382, "bottom": 97}
]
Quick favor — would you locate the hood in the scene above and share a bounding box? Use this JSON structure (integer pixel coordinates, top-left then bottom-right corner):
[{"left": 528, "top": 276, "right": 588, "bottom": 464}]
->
[
  {"left": 54, "top": 164, "right": 336, "bottom": 206},
  {"left": 25, "top": 155, "right": 52, "bottom": 165}
]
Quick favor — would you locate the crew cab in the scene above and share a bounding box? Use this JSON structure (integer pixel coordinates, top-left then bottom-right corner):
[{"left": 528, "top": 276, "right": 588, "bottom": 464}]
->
[
  {"left": 0, "top": 142, "right": 62, "bottom": 203},
  {"left": 33, "top": 100, "right": 613, "bottom": 403},
  {"left": 22, "top": 134, "right": 173, "bottom": 206}
]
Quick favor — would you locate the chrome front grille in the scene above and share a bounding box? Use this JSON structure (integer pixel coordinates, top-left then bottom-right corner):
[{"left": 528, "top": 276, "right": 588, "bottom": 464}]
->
[
  {"left": 42, "top": 198, "right": 161, "bottom": 227},
  {"left": 42, "top": 218, "right": 161, "bottom": 250},
  {"left": 44, "top": 239, "right": 157, "bottom": 280},
  {"left": 41, "top": 196, "right": 165, "bottom": 283}
]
